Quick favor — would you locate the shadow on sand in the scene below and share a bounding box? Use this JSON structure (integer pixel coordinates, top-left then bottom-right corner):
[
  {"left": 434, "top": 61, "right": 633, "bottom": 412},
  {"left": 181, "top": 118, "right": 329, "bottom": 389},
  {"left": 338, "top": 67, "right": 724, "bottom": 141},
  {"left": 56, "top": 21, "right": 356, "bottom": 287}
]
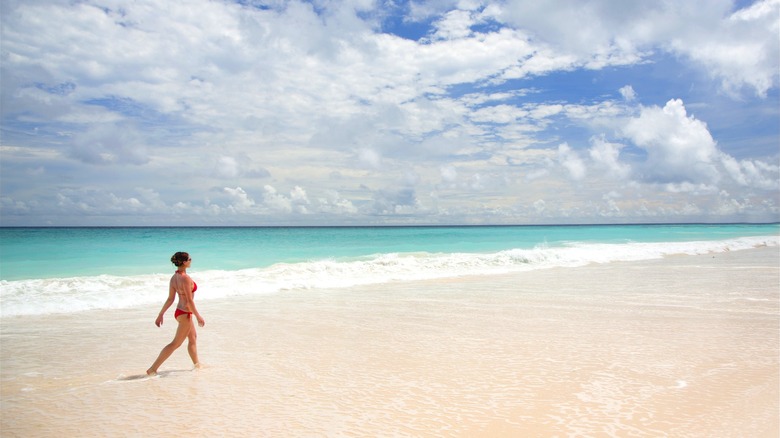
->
[{"left": 115, "top": 369, "right": 191, "bottom": 381}]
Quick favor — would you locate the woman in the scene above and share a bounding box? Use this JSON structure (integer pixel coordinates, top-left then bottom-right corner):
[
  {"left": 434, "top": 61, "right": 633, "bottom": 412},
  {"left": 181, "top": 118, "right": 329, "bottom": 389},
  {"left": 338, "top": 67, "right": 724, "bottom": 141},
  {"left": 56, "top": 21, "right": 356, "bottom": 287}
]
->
[{"left": 147, "top": 251, "right": 205, "bottom": 376}]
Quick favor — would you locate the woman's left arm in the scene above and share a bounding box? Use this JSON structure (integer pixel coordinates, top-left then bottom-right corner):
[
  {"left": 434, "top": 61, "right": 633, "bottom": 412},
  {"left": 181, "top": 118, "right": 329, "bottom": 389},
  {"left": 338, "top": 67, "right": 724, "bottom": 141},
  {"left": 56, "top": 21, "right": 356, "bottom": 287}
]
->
[{"left": 181, "top": 277, "right": 205, "bottom": 327}]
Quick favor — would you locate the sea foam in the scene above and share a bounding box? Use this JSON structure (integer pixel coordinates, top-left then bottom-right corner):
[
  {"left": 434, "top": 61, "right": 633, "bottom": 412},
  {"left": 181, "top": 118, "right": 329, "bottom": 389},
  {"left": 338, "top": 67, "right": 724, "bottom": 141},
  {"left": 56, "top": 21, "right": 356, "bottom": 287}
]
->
[{"left": 1, "top": 236, "right": 776, "bottom": 317}]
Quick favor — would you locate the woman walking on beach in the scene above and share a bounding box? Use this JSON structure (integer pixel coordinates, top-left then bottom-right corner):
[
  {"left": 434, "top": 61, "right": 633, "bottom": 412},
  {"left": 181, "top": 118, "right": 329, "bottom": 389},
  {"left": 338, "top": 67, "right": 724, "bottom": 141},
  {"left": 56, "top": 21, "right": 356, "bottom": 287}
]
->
[{"left": 147, "top": 252, "right": 205, "bottom": 375}]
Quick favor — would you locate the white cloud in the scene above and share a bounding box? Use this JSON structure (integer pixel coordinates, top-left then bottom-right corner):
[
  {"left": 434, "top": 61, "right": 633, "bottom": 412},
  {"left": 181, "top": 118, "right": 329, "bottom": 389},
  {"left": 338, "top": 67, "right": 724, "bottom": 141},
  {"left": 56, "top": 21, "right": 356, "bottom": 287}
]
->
[
  {"left": 619, "top": 85, "right": 636, "bottom": 102},
  {"left": 317, "top": 190, "right": 358, "bottom": 214},
  {"left": 216, "top": 156, "right": 240, "bottom": 179},
  {"left": 70, "top": 123, "right": 149, "bottom": 165},
  {"left": 54, "top": 187, "right": 153, "bottom": 214},
  {"left": 431, "top": 9, "right": 475, "bottom": 40},
  {"left": 663, "top": 182, "right": 718, "bottom": 195},
  {"left": 622, "top": 99, "right": 720, "bottom": 184},
  {"left": 557, "top": 143, "right": 586, "bottom": 181},
  {"left": 720, "top": 154, "right": 780, "bottom": 190},
  {"left": 533, "top": 199, "right": 546, "bottom": 214},
  {"left": 371, "top": 187, "right": 420, "bottom": 215},
  {"left": 496, "top": 0, "right": 779, "bottom": 96},
  {"left": 685, "top": 0, "right": 780, "bottom": 97},
  {"left": 470, "top": 104, "right": 526, "bottom": 124},
  {"left": 358, "top": 148, "right": 383, "bottom": 168},
  {"left": 440, "top": 165, "right": 458, "bottom": 183},
  {"left": 262, "top": 185, "right": 292, "bottom": 213},
  {"left": 588, "top": 136, "right": 630, "bottom": 179},
  {"left": 529, "top": 104, "right": 564, "bottom": 120},
  {"left": 213, "top": 154, "right": 271, "bottom": 179},
  {"left": 289, "top": 186, "right": 311, "bottom": 214},
  {"left": 223, "top": 186, "right": 255, "bottom": 212}
]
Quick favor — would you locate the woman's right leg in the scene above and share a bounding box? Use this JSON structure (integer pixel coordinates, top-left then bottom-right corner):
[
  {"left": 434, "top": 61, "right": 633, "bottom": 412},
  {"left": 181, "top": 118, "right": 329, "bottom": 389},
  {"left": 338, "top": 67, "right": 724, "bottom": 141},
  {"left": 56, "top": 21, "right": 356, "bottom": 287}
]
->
[{"left": 147, "top": 315, "right": 191, "bottom": 375}]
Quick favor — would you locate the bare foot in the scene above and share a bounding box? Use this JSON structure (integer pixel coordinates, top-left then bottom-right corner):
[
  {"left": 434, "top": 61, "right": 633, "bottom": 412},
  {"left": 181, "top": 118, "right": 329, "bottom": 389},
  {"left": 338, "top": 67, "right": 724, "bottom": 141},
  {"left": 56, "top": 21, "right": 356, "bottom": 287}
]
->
[
  {"left": 146, "top": 369, "right": 157, "bottom": 376},
  {"left": 193, "top": 363, "right": 202, "bottom": 370}
]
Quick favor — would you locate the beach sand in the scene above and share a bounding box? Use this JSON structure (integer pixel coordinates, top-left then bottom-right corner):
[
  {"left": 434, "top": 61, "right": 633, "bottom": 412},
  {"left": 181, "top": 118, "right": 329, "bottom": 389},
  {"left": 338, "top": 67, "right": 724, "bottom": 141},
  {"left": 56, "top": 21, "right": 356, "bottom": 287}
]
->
[{"left": 1, "top": 247, "right": 778, "bottom": 437}]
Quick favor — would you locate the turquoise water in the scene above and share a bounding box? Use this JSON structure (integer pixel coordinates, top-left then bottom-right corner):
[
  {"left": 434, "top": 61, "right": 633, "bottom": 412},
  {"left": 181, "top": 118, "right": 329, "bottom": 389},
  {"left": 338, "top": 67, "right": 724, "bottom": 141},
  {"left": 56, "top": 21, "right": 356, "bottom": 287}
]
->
[
  {"left": 1, "top": 224, "right": 778, "bottom": 317},
  {"left": 1, "top": 224, "right": 777, "bottom": 281}
]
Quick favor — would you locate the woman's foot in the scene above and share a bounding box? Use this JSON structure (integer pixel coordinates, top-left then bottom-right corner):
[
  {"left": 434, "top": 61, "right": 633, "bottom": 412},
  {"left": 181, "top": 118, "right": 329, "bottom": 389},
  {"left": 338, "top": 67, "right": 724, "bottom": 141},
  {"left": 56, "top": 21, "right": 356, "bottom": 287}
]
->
[{"left": 146, "top": 369, "right": 157, "bottom": 376}]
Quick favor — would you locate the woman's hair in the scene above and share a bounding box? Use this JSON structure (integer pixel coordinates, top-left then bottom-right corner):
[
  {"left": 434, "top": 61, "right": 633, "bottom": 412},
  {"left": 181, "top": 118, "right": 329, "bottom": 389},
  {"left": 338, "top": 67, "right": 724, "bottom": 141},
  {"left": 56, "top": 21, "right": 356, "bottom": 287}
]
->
[{"left": 171, "top": 252, "right": 190, "bottom": 267}]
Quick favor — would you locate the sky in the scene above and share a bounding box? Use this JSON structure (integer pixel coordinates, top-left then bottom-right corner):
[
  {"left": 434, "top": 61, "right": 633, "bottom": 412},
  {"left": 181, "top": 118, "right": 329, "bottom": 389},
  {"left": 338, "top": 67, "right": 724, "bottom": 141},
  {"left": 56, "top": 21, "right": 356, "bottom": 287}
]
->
[{"left": 1, "top": 0, "right": 778, "bottom": 226}]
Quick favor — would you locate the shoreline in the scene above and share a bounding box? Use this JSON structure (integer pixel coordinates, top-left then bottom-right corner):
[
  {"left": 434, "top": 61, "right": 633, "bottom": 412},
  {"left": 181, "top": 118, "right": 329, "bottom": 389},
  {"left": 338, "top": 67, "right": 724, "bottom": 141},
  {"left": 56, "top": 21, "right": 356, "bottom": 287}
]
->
[{"left": 2, "top": 247, "right": 778, "bottom": 436}]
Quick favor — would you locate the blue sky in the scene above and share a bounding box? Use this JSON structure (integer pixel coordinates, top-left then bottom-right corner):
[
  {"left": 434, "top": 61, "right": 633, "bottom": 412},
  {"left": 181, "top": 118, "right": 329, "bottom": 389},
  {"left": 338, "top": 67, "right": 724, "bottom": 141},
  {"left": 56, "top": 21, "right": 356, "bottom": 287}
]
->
[{"left": 1, "top": 0, "right": 778, "bottom": 226}]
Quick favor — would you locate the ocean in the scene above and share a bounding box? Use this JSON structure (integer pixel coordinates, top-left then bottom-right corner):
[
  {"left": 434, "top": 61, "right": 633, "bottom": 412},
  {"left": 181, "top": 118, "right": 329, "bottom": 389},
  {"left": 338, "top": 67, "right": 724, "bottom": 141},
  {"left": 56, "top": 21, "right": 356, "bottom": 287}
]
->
[{"left": 1, "top": 224, "right": 777, "bottom": 318}]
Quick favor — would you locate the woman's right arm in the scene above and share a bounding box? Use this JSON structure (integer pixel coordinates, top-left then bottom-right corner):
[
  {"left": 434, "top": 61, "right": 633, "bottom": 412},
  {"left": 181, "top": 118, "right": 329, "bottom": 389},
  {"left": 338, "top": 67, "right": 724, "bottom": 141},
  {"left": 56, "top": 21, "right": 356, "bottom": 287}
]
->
[{"left": 155, "top": 282, "right": 176, "bottom": 327}]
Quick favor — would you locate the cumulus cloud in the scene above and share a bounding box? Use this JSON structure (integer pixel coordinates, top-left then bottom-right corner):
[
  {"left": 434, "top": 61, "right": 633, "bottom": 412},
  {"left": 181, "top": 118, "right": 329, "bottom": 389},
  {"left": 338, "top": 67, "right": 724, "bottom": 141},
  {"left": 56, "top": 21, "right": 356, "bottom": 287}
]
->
[
  {"left": 574, "top": 98, "right": 779, "bottom": 194},
  {"left": 248, "top": 185, "right": 312, "bottom": 215},
  {"left": 289, "top": 186, "right": 311, "bottom": 214},
  {"left": 684, "top": 0, "right": 780, "bottom": 97},
  {"left": 317, "top": 190, "right": 358, "bottom": 214},
  {"left": 622, "top": 99, "right": 720, "bottom": 184},
  {"left": 223, "top": 187, "right": 255, "bottom": 212},
  {"left": 262, "top": 185, "right": 293, "bottom": 214},
  {"left": 53, "top": 187, "right": 160, "bottom": 216},
  {"left": 720, "top": 154, "right": 780, "bottom": 190}
]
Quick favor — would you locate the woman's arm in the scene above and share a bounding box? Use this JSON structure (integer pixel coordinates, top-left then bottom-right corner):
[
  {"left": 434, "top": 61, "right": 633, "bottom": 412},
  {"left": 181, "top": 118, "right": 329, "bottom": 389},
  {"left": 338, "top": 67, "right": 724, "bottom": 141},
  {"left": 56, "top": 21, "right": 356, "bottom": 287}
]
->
[
  {"left": 155, "top": 283, "right": 176, "bottom": 327},
  {"left": 190, "top": 299, "right": 205, "bottom": 327}
]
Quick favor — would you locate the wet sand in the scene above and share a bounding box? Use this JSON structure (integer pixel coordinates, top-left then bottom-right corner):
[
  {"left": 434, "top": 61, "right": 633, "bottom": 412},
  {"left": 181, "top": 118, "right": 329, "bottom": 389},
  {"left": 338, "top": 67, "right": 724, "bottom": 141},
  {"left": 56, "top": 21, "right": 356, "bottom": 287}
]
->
[{"left": 1, "top": 247, "right": 778, "bottom": 437}]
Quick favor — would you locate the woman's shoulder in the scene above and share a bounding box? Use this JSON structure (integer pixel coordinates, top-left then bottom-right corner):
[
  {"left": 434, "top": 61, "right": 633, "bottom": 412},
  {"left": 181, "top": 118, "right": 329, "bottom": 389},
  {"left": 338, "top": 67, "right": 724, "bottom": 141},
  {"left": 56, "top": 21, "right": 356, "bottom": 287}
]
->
[{"left": 171, "top": 271, "right": 193, "bottom": 284}]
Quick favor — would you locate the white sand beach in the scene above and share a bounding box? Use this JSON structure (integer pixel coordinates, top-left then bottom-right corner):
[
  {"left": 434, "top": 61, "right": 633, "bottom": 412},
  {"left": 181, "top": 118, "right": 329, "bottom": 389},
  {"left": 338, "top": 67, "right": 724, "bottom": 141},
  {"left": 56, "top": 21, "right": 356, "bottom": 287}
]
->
[{"left": 2, "top": 247, "right": 778, "bottom": 437}]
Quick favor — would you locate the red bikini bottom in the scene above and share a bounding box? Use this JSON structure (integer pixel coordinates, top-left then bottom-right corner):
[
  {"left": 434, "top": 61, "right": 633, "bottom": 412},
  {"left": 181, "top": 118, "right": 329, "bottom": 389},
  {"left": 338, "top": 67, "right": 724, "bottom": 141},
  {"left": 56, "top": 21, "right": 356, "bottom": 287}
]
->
[{"left": 174, "top": 308, "right": 192, "bottom": 319}]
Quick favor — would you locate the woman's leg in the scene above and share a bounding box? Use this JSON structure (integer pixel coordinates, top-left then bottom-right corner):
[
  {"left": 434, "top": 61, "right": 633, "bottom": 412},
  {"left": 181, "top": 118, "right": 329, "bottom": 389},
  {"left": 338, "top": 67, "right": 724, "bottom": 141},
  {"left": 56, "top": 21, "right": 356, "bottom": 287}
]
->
[
  {"left": 147, "top": 315, "right": 192, "bottom": 375},
  {"left": 187, "top": 318, "right": 200, "bottom": 367}
]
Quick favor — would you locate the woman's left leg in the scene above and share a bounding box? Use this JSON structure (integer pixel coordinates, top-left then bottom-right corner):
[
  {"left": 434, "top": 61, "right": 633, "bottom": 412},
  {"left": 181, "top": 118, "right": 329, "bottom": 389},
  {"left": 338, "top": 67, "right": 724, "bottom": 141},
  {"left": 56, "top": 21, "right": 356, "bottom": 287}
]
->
[{"left": 187, "top": 318, "right": 200, "bottom": 367}]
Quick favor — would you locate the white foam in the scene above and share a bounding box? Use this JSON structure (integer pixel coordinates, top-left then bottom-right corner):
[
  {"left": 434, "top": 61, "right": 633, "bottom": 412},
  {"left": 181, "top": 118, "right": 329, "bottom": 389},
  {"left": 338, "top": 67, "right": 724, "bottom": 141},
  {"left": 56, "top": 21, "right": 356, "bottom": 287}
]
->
[
  {"left": 0, "top": 273, "right": 169, "bottom": 318},
  {"left": 1, "top": 235, "right": 776, "bottom": 317}
]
